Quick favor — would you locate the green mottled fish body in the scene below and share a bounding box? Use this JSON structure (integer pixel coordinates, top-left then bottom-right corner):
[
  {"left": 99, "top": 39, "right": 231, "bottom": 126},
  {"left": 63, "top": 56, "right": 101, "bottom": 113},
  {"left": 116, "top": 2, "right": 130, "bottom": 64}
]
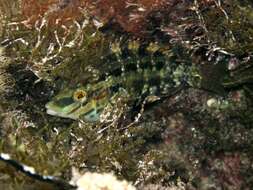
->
[{"left": 46, "top": 42, "right": 199, "bottom": 122}]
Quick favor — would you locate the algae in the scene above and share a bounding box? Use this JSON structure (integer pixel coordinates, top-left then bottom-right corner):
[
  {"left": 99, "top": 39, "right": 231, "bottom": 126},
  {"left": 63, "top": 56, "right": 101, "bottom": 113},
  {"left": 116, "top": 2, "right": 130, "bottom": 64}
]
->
[{"left": 0, "top": 0, "right": 253, "bottom": 190}]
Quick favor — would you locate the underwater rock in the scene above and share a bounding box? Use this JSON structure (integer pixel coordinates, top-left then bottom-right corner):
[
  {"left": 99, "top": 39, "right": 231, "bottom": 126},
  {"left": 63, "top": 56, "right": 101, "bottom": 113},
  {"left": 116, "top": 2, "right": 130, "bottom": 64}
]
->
[
  {"left": 20, "top": 0, "right": 213, "bottom": 41},
  {"left": 21, "top": 0, "right": 87, "bottom": 27}
]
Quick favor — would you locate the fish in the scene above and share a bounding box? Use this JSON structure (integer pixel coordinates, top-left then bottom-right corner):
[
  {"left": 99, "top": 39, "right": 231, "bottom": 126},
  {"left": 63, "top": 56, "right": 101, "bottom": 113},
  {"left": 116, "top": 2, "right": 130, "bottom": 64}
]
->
[{"left": 46, "top": 42, "right": 200, "bottom": 122}]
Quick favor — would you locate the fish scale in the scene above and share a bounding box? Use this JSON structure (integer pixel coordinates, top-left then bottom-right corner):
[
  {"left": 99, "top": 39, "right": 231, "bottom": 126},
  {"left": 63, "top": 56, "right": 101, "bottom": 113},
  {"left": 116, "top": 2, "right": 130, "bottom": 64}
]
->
[{"left": 46, "top": 42, "right": 199, "bottom": 122}]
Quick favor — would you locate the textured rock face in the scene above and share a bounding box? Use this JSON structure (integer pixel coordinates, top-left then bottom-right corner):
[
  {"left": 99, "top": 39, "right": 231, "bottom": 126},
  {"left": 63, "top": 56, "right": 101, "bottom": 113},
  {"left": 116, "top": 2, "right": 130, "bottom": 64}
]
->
[
  {"left": 21, "top": 0, "right": 181, "bottom": 27},
  {"left": 21, "top": 0, "right": 86, "bottom": 26},
  {"left": 1, "top": 0, "right": 253, "bottom": 189},
  {"left": 85, "top": 0, "right": 184, "bottom": 35},
  {"left": 20, "top": 0, "right": 211, "bottom": 38}
]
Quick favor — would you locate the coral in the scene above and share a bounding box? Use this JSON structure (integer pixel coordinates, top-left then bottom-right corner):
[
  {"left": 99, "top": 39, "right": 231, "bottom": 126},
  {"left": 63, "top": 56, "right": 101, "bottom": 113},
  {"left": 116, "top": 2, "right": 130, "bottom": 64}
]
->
[{"left": 74, "top": 172, "right": 136, "bottom": 190}]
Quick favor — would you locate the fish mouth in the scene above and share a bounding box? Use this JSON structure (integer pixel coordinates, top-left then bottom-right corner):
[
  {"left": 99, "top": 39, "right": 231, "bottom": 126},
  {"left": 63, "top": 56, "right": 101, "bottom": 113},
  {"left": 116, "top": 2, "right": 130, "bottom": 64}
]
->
[
  {"left": 45, "top": 102, "right": 76, "bottom": 120},
  {"left": 46, "top": 108, "right": 65, "bottom": 118},
  {"left": 46, "top": 109, "right": 60, "bottom": 116},
  {"left": 46, "top": 108, "right": 77, "bottom": 120}
]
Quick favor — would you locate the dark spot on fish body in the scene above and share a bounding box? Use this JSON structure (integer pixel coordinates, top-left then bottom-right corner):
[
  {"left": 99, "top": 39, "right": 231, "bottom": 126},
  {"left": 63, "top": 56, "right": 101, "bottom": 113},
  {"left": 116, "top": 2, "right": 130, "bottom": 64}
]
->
[
  {"left": 125, "top": 61, "right": 138, "bottom": 72},
  {"left": 103, "top": 53, "right": 119, "bottom": 65},
  {"left": 109, "top": 67, "right": 122, "bottom": 77},
  {"left": 55, "top": 97, "right": 74, "bottom": 107},
  {"left": 130, "top": 79, "right": 146, "bottom": 95},
  {"left": 139, "top": 56, "right": 153, "bottom": 69},
  {"left": 110, "top": 84, "right": 121, "bottom": 93},
  {"left": 121, "top": 48, "right": 134, "bottom": 59},
  {"left": 153, "top": 50, "right": 164, "bottom": 57},
  {"left": 148, "top": 75, "right": 161, "bottom": 87},
  {"left": 154, "top": 57, "right": 166, "bottom": 70}
]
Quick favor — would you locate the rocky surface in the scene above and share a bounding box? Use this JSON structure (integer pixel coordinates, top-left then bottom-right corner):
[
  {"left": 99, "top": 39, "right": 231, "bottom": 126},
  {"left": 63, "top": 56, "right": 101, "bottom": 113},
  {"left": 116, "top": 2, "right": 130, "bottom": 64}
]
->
[{"left": 0, "top": 0, "right": 253, "bottom": 189}]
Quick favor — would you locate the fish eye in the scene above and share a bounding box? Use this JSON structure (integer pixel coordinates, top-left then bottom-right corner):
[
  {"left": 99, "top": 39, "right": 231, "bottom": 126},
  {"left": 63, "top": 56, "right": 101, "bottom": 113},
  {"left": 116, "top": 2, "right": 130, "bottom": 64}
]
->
[{"left": 73, "top": 89, "right": 87, "bottom": 102}]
